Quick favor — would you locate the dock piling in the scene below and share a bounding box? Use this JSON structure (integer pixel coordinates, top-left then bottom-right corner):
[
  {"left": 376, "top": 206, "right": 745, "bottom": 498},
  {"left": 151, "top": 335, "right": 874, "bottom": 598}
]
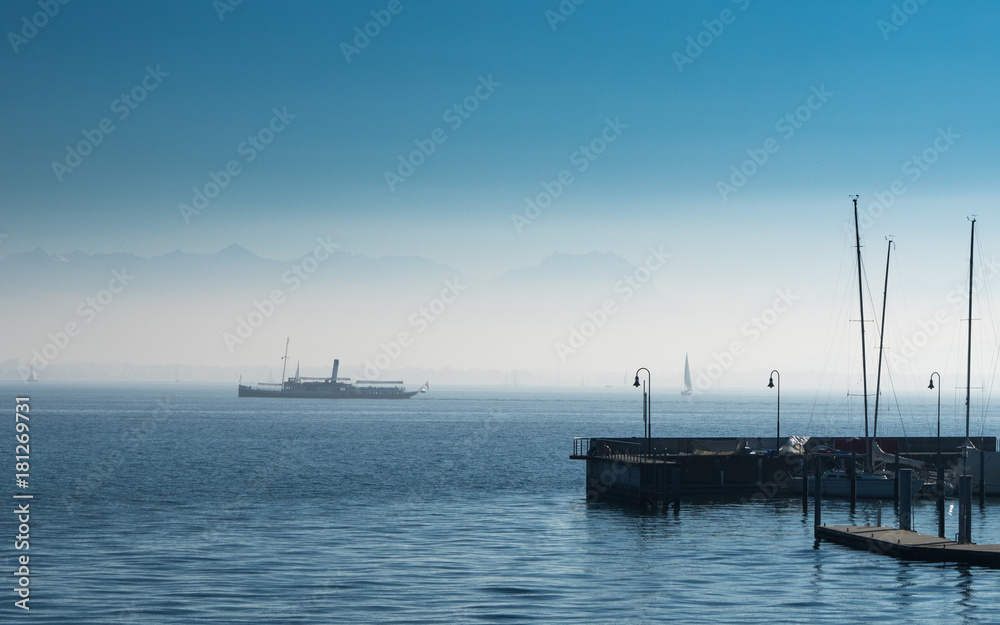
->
[
  {"left": 959, "top": 474, "right": 973, "bottom": 544},
  {"left": 802, "top": 456, "right": 810, "bottom": 512},
  {"left": 814, "top": 462, "right": 822, "bottom": 529},
  {"left": 849, "top": 449, "right": 857, "bottom": 508},
  {"left": 893, "top": 451, "right": 900, "bottom": 508},
  {"left": 937, "top": 465, "right": 946, "bottom": 538},
  {"left": 899, "top": 469, "right": 913, "bottom": 531},
  {"left": 980, "top": 449, "right": 986, "bottom": 507},
  {"left": 671, "top": 466, "right": 680, "bottom": 514}
]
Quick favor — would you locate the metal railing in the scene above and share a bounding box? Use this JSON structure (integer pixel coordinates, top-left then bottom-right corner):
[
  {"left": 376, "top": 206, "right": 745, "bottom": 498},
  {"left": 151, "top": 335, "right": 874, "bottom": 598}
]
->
[{"left": 573, "top": 437, "right": 645, "bottom": 461}]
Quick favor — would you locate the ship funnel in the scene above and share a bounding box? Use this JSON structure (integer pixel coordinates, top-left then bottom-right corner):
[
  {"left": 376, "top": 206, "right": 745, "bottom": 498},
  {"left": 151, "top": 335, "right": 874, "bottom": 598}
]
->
[{"left": 331, "top": 359, "right": 340, "bottom": 380}]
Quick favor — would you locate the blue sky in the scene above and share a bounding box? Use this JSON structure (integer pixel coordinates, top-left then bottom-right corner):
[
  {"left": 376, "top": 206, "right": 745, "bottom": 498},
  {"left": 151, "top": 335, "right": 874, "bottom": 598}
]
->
[
  {"left": 3, "top": 1, "right": 1000, "bottom": 394},
  {"left": 3, "top": 1, "right": 997, "bottom": 274}
]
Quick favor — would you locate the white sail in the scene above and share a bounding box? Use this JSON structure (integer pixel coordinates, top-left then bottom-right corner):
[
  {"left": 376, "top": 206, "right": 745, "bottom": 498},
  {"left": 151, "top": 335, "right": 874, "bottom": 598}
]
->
[{"left": 682, "top": 354, "right": 693, "bottom": 395}]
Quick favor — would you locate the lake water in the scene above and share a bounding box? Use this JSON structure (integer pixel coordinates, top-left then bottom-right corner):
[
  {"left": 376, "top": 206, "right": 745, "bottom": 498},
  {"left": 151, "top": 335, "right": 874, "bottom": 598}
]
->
[{"left": 3, "top": 383, "right": 999, "bottom": 623}]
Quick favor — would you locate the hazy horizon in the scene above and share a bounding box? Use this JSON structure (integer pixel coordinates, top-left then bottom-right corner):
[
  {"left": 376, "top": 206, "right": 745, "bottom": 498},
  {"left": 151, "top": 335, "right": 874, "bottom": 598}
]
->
[{"left": 4, "top": 1, "right": 1000, "bottom": 408}]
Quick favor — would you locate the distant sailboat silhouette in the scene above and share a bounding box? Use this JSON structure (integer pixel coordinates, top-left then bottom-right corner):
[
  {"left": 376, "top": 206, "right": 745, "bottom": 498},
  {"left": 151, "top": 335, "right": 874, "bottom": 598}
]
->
[
  {"left": 27, "top": 365, "right": 38, "bottom": 383},
  {"left": 681, "top": 354, "right": 693, "bottom": 396}
]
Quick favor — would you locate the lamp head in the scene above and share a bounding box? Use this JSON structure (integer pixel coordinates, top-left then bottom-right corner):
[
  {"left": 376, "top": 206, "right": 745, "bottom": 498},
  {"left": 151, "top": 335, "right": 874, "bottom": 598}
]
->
[
  {"left": 767, "top": 377, "right": 774, "bottom": 389},
  {"left": 928, "top": 377, "right": 935, "bottom": 390},
  {"left": 633, "top": 376, "right": 640, "bottom": 388}
]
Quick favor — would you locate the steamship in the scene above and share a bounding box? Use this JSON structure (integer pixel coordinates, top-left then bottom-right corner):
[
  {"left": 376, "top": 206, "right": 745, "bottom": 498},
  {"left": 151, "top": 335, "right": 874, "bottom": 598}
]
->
[{"left": 237, "top": 340, "right": 424, "bottom": 400}]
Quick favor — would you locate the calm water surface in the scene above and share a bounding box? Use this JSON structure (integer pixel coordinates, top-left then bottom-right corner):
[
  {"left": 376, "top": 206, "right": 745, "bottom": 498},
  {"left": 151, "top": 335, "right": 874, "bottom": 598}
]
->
[{"left": 2, "top": 382, "right": 998, "bottom": 623}]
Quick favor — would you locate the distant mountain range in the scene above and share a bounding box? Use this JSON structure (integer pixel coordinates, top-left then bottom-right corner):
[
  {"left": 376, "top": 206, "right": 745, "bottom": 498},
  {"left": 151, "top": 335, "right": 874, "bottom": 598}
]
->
[{"left": 0, "top": 245, "right": 671, "bottom": 381}]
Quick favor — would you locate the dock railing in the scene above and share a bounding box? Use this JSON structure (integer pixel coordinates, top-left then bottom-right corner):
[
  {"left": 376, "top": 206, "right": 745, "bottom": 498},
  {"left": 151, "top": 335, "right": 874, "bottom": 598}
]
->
[{"left": 573, "top": 437, "right": 645, "bottom": 461}]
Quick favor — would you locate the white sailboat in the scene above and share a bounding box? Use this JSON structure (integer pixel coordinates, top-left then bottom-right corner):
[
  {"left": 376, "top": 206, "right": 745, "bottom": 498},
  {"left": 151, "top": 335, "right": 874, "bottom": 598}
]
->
[
  {"left": 681, "top": 354, "right": 693, "bottom": 396},
  {"left": 26, "top": 365, "right": 37, "bottom": 383}
]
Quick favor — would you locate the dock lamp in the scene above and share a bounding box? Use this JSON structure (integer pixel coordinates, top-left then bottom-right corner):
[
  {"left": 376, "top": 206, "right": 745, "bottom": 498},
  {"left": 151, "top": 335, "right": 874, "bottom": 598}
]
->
[
  {"left": 768, "top": 370, "right": 780, "bottom": 454},
  {"left": 634, "top": 368, "right": 651, "bottom": 456},
  {"left": 929, "top": 372, "right": 945, "bottom": 538}
]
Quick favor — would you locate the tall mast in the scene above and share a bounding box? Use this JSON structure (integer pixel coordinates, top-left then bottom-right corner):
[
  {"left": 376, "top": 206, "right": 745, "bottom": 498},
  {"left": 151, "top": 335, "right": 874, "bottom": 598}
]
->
[
  {"left": 852, "top": 196, "right": 871, "bottom": 472},
  {"left": 280, "top": 337, "right": 290, "bottom": 386},
  {"left": 872, "top": 238, "right": 893, "bottom": 456},
  {"left": 966, "top": 218, "right": 975, "bottom": 443}
]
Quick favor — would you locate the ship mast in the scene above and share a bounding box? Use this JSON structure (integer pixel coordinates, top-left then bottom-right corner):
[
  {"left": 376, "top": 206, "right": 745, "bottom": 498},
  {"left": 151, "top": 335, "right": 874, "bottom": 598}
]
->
[
  {"left": 966, "top": 219, "right": 975, "bottom": 446},
  {"left": 280, "top": 337, "right": 290, "bottom": 387},
  {"left": 852, "top": 196, "right": 871, "bottom": 472},
  {"left": 872, "top": 237, "right": 893, "bottom": 459}
]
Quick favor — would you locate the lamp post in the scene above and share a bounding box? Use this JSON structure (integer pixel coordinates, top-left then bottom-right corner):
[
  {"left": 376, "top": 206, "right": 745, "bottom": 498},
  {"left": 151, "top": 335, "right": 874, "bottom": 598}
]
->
[
  {"left": 929, "top": 372, "right": 944, "bottom": 537},
  {"left": 634, "top": 368, "right": 651, "bottom": 456},
  {"left": 768, "top": 370, "right": 780, "bottom": 454}
]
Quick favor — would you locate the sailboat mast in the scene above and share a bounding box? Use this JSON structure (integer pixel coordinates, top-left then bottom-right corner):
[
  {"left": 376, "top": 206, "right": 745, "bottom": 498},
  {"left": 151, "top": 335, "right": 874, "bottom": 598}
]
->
[
  {"left": 280, "top": 337, "right": 290, "bottom": 386},
  {"left": 852, "top": 197, "right": 871, "bottom": 471},
  {"left": 966, "top": 219, "right": 975, "bottom": 442},
  {"left": 872, "top": 238, "right": 893, "bottom": 454}
]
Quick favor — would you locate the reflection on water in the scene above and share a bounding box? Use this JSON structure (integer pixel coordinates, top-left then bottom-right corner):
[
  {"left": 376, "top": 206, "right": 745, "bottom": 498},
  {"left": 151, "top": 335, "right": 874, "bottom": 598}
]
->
[{"left": 4, "top": 383, "right": 1000, "bottom": 624}]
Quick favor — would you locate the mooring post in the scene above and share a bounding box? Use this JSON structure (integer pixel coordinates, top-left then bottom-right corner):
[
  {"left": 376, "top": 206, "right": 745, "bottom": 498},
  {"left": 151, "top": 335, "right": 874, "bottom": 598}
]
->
[
  {"left": 814, "top": 461, "right": 822, "bottom": 530},
  {"left": 849, "top": 448, "right": 857, "bottom": 508},
  {"left": 980, "top": 449, "right": 986, "bottom": 507},
  {"left": 671, "top": 465, "right": 680, "bottom": 514},
  {"left": 802, "top": 471, "right": 809, "bottom": 512},
  {"left": 802, "top": 455, "right": 810, "bottom": 512},
  {"left": 938, "top": 465, "right": 946, "bottom": 538},
  {"left": 965, "top": 474, "right": 973, "bottom": 543},
  {"left": 958, "top": 474, "right": 972, "bottom": 544},
  {"left": 899, "top": 468, "right": 912, "bottom": 531},
  {"left": 893, "top": 451, "right": 900, "bottom": 508},
  {"left": 877, "top": 500, "right": 882, "bottom": 527}
]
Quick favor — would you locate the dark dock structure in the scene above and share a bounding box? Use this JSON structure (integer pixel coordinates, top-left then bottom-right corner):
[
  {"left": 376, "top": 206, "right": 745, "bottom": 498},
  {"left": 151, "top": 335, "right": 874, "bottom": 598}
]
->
[{"left": 573, "top": 436, "right": 995, "bottom": 505}]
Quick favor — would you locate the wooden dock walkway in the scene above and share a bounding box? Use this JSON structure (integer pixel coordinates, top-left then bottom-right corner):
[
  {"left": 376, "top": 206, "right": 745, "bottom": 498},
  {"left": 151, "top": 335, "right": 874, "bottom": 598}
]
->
[{"left": 816, "top": 525, "right": 1000, "bottom": 568}]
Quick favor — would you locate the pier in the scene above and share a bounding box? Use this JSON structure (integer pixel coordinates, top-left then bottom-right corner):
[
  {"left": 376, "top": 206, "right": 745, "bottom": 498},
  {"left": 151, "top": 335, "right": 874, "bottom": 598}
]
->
[
  {"left": 815, "top": 526, "right": 1000, "bottom": 568},
  {"left": 572, "top": 435, "right": 995, "bottom": 503}
]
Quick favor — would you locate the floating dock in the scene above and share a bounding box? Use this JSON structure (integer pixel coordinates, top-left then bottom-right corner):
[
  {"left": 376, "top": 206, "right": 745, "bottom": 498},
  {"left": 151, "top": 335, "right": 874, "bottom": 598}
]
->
[{"left": 816, "top": 525, "right": 1000, "bottom": 568}]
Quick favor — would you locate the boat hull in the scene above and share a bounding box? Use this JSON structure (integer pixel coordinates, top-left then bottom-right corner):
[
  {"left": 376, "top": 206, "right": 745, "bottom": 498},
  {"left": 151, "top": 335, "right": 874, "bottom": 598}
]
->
[
  {"left": 238, "top": 384, "right": 418, "bottom": 400},
  {"left": 960, "top": 450, "right": 1000, "bottom": 495},
  {"left": 789, "top": 472, "right": 923, "bottom": 498}
]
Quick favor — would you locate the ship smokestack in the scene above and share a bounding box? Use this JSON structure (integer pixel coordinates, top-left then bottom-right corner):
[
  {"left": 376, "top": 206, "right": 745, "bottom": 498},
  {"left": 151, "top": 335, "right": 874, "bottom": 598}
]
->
[{"left": 331, "top": 359, "right": 340, "bottom": 381}]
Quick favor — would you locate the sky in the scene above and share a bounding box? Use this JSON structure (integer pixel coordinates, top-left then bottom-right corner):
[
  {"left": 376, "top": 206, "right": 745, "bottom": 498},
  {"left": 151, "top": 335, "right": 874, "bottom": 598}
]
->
[{"left": 3, "top": 1, "right": 1000, "bottom": 399}]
